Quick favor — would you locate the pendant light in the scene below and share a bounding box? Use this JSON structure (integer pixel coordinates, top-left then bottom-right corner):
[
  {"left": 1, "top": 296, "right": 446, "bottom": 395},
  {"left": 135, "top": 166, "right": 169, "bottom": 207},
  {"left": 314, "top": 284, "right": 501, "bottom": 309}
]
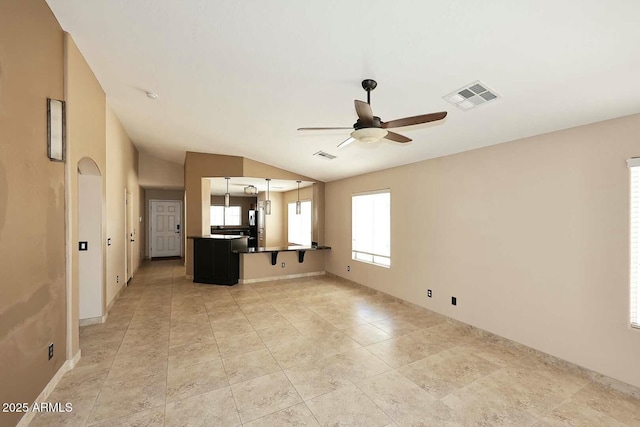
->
[
  {"left": 224, "top": 177, "right": 230, "bottom": 208},
  {"left": 265, "top": 178, "right": 272, "bottom": 215},
  {"left": 295, "top": 180, "right": 302, "bottom": 215}
]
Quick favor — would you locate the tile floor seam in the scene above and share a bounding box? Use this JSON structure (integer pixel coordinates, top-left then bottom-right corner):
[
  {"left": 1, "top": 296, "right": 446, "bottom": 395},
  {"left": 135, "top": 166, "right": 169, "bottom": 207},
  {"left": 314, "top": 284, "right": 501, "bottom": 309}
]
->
[
  {"left": 209, "top": 287, "right": 244, "bottom": 426},
  {"left": 350, "top": 371, "right": 407, "bottom": 425},
  {"left": 223, "top": 378, "right": 243, "bottom": 426},
  {"left": 238, "top": 400, "right": 306, "bottom": 426},
  {"left": 161, "top": 277, "right": 174, "bottom": 426},
  {"left": 300, "top": 400, "right": 323, "bottom": 427},
  {"left": 534, "top": 393, "right": 574, "bottom": 423},
  {"left": 254, "top": 320, "right": 287, "bottom": 373},
  {"left": 81, "top": 318, "right": 126, "bottom": 426}
]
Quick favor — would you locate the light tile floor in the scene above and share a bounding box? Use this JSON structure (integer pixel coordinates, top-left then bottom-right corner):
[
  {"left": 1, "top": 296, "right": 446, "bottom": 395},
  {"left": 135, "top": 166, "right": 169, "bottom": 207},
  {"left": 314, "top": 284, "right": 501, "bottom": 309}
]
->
[{"left": 31, "top": 259, "right": 640, "bottom": 426}]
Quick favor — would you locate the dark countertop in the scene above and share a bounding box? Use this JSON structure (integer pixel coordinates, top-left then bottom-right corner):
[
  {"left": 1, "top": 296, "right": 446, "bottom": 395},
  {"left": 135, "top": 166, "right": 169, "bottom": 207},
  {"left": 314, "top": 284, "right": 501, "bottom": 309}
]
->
[
  {"left": 188, "top": 234, "right": 249, "bottom": 240},
  {"left": 235, "top": 245, "right": 331, "bottom": 253}
]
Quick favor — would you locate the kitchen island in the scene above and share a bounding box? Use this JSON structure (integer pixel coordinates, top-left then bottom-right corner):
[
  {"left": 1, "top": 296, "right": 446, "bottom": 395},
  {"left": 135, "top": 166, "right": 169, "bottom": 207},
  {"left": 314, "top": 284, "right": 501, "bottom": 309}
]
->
[{"left": 189, "top": 234, "right": 248, "bottom": 285}]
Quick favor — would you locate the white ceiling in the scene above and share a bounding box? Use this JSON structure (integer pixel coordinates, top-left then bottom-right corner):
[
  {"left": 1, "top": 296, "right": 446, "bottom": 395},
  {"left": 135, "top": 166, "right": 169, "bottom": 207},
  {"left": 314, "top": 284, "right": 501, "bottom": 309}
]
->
[
  {"left": 46, "top": 0, "right": 640, "bottom": 182},
  {"left": 209, "top": 177, "right": 313, "bottom": 197}
]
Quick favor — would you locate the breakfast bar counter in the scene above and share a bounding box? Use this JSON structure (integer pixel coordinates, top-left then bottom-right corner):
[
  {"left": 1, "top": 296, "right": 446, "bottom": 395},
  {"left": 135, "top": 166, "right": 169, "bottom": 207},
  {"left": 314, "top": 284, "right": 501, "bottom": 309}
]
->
[
  {"left": 235, "top": 245, "right": 330, "bottom": 284},
  {"left": 234, "top": 245, "right": 331, "bottom": 265}
]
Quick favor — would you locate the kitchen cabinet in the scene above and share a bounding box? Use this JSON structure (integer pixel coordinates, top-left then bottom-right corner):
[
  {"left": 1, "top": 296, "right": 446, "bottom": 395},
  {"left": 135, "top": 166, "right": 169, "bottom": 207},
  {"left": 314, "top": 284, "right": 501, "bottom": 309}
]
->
[{"left": 191, "top": 235, "right": 248, "bottom": 285}]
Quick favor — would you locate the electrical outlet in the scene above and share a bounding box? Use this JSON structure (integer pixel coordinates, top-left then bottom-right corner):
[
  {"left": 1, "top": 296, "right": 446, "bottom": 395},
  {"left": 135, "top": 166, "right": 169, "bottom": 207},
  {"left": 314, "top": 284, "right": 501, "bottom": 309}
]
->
[
  {"left": 347, "top": 265, "right": 350, "bottom": 272},
  {"left": 427, "top": 289, "right": 432, "bottom": 298},
  {"left": 116, "top": 276, "right": 119, "bottom": 283},
  {"left": 48, "top": 343, "right": 54, "bottom": 360},
  {"left": 452, "top": 296, "right": 457, "bottom": 306},
  {"left": 281, "top": 262, "right": 285, "bottom": 268}
]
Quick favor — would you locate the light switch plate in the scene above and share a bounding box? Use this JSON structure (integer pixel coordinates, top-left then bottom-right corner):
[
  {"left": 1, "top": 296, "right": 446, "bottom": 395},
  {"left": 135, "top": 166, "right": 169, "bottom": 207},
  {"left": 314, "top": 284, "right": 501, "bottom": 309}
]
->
[{"left": 79, "top": 241, "right": 88, "bottom": 251}]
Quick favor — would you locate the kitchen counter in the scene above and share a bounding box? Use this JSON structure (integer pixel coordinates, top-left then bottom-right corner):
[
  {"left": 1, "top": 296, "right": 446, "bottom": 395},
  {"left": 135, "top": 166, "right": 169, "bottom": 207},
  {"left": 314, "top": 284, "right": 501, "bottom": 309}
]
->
[
  {"left": 235, "top": 244, "right": 331, "bottom": 265},
  {"left": 209, "top": 226, "right": 250, "bottom": 235},
  {"left": 188, "top": 234, "right": 248, "bottom": 240}
]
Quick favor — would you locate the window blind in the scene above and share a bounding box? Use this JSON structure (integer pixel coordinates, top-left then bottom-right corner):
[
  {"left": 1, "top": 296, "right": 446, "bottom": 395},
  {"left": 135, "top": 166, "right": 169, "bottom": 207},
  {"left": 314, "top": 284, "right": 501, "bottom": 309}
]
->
[{"left": 628, "top": 158, "right": 640, "bottom": 328}]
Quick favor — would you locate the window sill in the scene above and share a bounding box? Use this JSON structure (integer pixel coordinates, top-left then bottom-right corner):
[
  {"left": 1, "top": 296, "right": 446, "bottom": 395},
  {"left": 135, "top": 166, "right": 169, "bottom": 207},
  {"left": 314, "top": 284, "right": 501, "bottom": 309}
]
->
[{"left": 352, "top": 258, "right": 390, "bottom": 269}]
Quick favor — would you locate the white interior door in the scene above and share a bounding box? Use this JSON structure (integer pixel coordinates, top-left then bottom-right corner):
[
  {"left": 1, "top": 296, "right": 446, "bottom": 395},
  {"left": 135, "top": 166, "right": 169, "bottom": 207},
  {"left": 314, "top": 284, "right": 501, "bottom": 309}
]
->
[
  {"left": 126, "top": 191, "right": 133, "bottom": 281},
  {"left": 150, "top": 200, "right": 182, "bottom": 258}
]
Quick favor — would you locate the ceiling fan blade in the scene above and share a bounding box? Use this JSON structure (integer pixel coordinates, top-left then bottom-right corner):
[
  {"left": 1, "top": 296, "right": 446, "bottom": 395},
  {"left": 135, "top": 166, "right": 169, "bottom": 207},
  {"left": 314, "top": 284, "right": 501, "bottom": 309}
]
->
[
  {"left": 297, "top": 127, "right": 353, "bottom": 131},
  {"left": 354, "top": 100, "right": 374, "bottom": 125},
  {"left": 337, "top": 137, "right": 356, "bottom": 149},
  {"left": 381, "top": 111, "right": 447, "bottom": 129},
  {"left": 384, "top": 131, "right": 412, "bottom": 143}
]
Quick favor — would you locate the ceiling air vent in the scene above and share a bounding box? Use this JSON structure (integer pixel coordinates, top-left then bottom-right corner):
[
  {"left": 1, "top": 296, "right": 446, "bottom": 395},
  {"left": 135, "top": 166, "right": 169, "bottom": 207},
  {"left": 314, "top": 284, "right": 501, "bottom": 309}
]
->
[
  {"left": 313, "top": 150, "right": 336, "bottom": 160},
  {"left": 443, "top": 80, "right": 500, "bottom": 111}
]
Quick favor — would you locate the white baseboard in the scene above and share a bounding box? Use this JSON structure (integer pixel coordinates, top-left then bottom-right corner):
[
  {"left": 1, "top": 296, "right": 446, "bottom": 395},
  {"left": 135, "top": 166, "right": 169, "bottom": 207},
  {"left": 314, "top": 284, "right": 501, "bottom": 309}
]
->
[
  {"left": 79, "top": 316, "right": 102, "bottom": 326},
  {"left": 239, "top": 271, "right": 325, "bottom": 284},
  {"left": 16, "top": 350, "right": 81, "bottom": 427},
  {"left": 106, "top": 280, "right": 128, "bottom": 313}
]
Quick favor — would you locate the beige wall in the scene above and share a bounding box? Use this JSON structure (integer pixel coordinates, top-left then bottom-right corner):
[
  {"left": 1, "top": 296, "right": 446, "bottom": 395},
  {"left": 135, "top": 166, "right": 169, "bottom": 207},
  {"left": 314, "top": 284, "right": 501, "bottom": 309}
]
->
[
  {"left": 105, "top": 105, "right": 140, "bottom": 306},
  {"left": 145, "top": 189, "right": 185, "bottom": 258},
  {"left": 243, "top": 158, "right": 314, "bottom": 181},
  {"left": 0, "top": 1, "right": 65, "bottom": 424},
  {"left": 65, "top": 34, "right": 107, "bottom": 360},
  {"left": 265, "top": 192, "right": 285, "bottom": 247},
  {"left": 257, "top": 190, "right": 285, "bottom": 247},
  {"left": 139, "top": 152, "right": 184, "bottom": 189},
  {"left": 325, "top": 113, "right": 640, "bottom": 388},
  {"left": 313, "top": 182, "right": 325, "bottom": 245}
]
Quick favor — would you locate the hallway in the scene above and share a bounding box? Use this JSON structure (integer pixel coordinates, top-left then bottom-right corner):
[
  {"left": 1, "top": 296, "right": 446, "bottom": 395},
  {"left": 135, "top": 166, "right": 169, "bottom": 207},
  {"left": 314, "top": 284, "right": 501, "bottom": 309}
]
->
[{"left": 31, "top": 260, "right": 640, "bottom": 426}]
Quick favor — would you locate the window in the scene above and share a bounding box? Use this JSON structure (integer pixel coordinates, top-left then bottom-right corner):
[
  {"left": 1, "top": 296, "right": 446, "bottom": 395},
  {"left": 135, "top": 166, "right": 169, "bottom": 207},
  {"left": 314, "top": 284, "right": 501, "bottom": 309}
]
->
[
  {"left": 629, "top": 158, "right": 640, "bottom": 328},
  {"left": 210, "top": 206, "right": 242, "bottom": 226},
  {"left": 288, "top": 200, "right": 312, "bottom": 246},
  {"left": 352, "top": 190, "right": 390, "bottom": 267}
]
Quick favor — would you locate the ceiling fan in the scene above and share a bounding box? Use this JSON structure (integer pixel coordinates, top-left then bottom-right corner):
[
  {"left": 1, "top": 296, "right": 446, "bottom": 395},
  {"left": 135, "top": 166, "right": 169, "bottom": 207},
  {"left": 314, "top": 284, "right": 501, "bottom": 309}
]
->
[{"left": 298, "top": 79, "right": 447, "bottom": 148}]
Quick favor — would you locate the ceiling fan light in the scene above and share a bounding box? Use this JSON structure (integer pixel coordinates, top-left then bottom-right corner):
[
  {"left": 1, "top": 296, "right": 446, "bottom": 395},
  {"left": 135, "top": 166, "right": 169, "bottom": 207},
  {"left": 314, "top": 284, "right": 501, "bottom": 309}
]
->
[
  {"left": 244, "top": 185, "right": 258, "bottom": 195},
  {"left": 295, "top": 180, "right": 301, "bottom": 215},
  {"left": 265, "top": 178, "right": 271, "bottom": 215},
  {"left": 351, "top": 127, "right": 388, "bottom": 143}
]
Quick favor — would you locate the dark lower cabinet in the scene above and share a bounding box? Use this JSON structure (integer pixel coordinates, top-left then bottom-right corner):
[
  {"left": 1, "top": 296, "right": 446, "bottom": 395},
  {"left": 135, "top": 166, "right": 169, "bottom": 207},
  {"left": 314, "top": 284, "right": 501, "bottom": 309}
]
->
[{"left": 193, "top": 237, "right": 247, "bottom": 285}]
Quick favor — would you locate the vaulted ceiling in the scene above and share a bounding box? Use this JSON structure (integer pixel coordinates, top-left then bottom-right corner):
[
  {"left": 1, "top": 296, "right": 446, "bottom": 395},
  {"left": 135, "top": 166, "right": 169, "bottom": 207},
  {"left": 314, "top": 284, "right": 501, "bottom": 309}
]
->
[{"left": 46, "top": 0, "right": 640, "bottom": 182}]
